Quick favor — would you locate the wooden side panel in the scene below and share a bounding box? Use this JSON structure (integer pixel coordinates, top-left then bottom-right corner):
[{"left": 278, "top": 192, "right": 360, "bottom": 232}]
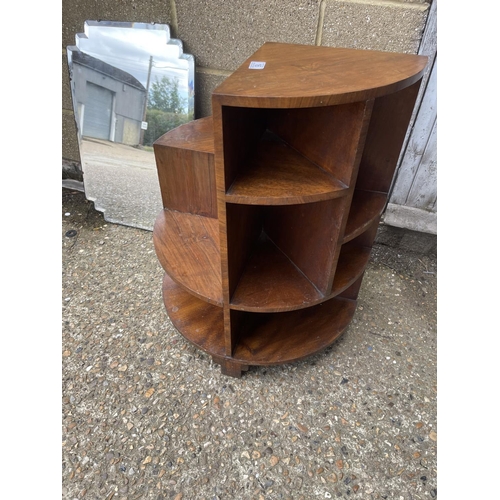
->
[
  {"left": 356, "top": 79, "right": 422, "bottom": 194},
  {"left": 268, "top": 102, "right": 368, "bottom": 186},
  {"left": 264, "top": 198, "right": 346, "bottom": 294},
  {"left": 226, "top": 204, "right": 263, "bottom": 298},
  {"left": 212, "top": 100, "right": 233, "bottom": 356},
  {"left": 154, "top": 146, "right": 217, "bottom": 218},
  {"left": 220, "top": 106, "right": 267, "bottom": 191}
]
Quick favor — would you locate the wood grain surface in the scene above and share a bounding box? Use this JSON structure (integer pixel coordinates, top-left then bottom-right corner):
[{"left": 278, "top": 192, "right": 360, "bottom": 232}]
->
[
  {"left": 152, "top": 43, "right": 426, "bottom": 376},
  {"left": 153, "top": 209, "right": 222, "bottom": 305},
  {"left": 213, "top": 42, "right": 427, "bottom": 108}
]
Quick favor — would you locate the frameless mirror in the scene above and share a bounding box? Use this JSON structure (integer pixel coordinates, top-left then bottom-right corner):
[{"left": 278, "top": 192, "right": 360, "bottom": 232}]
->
[{"left": 67, "top": 21, "right": 195, "bottom": 230}]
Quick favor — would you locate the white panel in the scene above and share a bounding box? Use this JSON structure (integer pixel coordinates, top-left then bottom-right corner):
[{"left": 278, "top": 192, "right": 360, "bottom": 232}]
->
[
  {"left": 406, "top": 118, "right": 437, "bottom": 209},
  {"left": 389, "top": 56, "right": 437, "bottom": 205}
]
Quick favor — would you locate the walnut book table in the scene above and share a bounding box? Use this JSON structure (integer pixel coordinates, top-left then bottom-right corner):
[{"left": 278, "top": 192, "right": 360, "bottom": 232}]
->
[{"left": 152, "top": 43, "right": 427, "bottom": 378}]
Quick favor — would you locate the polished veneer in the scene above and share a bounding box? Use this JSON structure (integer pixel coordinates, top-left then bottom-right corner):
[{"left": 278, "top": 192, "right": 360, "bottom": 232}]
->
[{"left": 152, "top": 43, "right": 427, "bottom": 377}]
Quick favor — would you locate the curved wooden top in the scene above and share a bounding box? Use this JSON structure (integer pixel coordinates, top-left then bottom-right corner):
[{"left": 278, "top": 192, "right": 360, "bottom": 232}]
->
[
  {"left": 153, "top": 116, "right": 214, "bottom": 153},
  {"left": 213, "top": 43, "right": 427, "bottom": 108}
]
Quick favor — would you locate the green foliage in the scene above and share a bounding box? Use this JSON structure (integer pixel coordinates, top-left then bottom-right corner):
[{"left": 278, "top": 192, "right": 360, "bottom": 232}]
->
[
  {"left": 142, "top": 75, "right": 192, "bottom": 145},
  {"left": 143, "top": 109, "right": 190, "bottom": 146},
  {"left": 148, "top": 76, "right": 186, "bottom": 115}
]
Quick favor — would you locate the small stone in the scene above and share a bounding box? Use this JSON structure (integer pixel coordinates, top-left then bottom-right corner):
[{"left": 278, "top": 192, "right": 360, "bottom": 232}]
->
[
  {"left": 142, "top": 456, "right": 152, "bottom": 465},
  {"left": 327, "top": 473, "right": 337, "bottom": 483},
  {"left": 270, "top": 456, "right": 279, "bottom": 466},
  {"left": 63, "top": 350, "right": 71, "bottom": 357},
  {"left": 241, "top": 451, "right": 250, "bottom": 460},
  {"left": 415, "top": 422, "right": 424, "bottom": 429},
  {"left": 353, "top": 485, "right": 359, "bottom": 493},
  {"left": 429, "top": 431, "right": 437, "bottom": 441},
  {"left": 145, "top": 388, "right": 155, "bottom": 398},
  {"left": 252, "top": 450, "right": 261, "bottom": 459},
  {"left": 110, "top": 361, "right": 119, "bottom": 369},
  {"left": 336, "top": 459, "right": 344, "bottom": 469},
  {"left": 118, "top": 364, "right": 128, "bottom": 372},
  {"left": 174, "top": 494, "right": 183, "bottom": 500},
  {"left": 297, "top": 423, "right": 309, "bottom": 433}
]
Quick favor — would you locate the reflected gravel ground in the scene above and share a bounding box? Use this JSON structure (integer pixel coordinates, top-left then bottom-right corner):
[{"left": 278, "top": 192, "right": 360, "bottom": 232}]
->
[
  {"left": 80, "top": 138, "right": 163, "bottom": 231},
  {"left": 62, "top": 189, "right": 437, "bottom": 500}
]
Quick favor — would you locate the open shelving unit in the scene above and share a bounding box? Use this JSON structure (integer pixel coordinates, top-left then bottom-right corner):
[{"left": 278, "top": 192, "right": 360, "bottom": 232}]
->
[{"left": 152, "top": 43, "right": 427, "bottom": 377}]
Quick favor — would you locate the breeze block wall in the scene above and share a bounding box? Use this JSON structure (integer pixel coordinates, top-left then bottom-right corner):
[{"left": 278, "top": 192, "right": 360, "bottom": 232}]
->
[{"left": 62, "top": 0, "right": 431, "bottom": 181}]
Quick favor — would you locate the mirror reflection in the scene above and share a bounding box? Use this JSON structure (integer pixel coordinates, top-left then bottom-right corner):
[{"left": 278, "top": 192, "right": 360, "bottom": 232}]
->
[{"left": 67, "top": 21, "right": 195, "bottom": 230}]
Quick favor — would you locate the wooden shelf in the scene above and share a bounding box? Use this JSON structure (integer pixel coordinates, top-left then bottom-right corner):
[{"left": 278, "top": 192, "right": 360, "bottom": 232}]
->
[
  {"left": 232, "top": 297, "right": 356, "bottom": 366},
  {"left": 152, "top": 42, "right": 426, "bottom": 377},
  {"left": 226, "top": 139, "right": 348, "bottom": 205},
  {"left": 331, "top": 243, "right": 371, "bottom": 296},
  {"left": 229, "top": 235, "right": 370, "bottom": 312},
  {"left": 153, "top": 209, "right": 222, "bottom": 306},
  {"left": 163, "top": 273, "right": 356, "bottom": 367},
  {"left": 229, "top": 234, "right": 323, "bottom": 312},
  {"left": 162, "top": 274, "right": 225, "bottom": 357},
  {"left": 343, "top": 190, "right": 386, "bottom": 243}
]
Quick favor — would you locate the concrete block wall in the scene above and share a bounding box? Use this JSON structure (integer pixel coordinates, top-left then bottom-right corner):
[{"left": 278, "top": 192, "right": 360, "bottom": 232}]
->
[{"left": 62, "top": 0, "right": 431, "bottom": 177}]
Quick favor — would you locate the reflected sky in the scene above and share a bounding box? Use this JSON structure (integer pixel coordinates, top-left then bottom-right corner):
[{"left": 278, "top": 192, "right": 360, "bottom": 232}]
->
[{"left": 75, "top": 22, "right": 191, "bottom": 106}]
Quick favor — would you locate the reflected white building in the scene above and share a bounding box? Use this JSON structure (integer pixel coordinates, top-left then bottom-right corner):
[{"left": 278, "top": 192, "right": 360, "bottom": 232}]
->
[{"left": 69, "top": 50, "right": 147, "bottom": 146}]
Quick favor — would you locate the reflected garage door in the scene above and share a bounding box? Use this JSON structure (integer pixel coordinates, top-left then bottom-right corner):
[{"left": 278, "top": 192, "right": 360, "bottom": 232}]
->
[{"left": 83, "top": 82, "right": 113, "bottom": 140}]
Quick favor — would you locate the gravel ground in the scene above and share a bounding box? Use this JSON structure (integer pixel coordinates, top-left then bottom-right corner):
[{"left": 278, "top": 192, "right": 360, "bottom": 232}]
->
[{"left": 62, "top": 188, "right": 437, "bottom": 500}]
